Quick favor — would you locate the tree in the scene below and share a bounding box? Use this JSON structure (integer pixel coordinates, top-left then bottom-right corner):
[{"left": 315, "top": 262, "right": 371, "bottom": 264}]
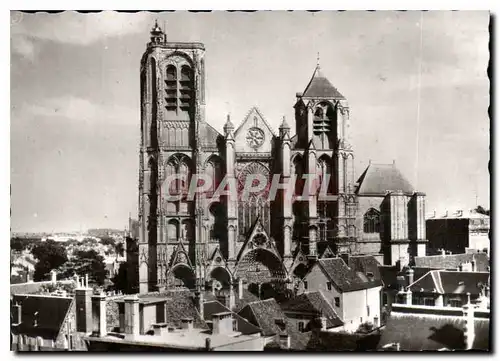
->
[
  {"left": 114, "top": 242, "right": 125, "bottom": 258},
  {"left": 100, "top": 236, "right": 116, "bottom": 247},
  {"left": 356, "top": 321, "right": 375, "bottom": 334},
  {"left": 58, "top": 249, "right": 107, "bottom": 286},
  {"left": 32, "top": 240, "right": 68, "bottom": 281},
  {"left": 475, "top": 205, "right": 490, "bottom": 216},
  {"left": 111, "top": 262, "right": 129, "bottom": 294},
  {"left": 11, "top": 238, "right": 25, "bottom": 252}
]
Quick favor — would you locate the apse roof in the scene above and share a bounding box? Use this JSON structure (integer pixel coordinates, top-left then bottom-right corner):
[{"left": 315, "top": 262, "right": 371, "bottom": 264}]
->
[{"left": 355, "top": 163, "right": 415, "bottom": 196}]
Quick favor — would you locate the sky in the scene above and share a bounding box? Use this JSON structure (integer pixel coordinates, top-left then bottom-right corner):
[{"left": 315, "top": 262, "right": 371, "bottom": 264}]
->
[{"left": 10, "top": 11, "right": 490, "bottom": 233}]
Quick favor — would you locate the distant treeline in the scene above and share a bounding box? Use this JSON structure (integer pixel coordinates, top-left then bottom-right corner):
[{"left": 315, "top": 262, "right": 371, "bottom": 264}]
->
[{"left": 87, "top": 229, "right": 125, "bottom": 237}]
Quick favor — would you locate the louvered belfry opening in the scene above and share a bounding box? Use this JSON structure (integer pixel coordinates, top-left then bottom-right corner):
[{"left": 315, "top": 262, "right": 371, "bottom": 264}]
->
[{"left": 165, "top": 64, "right": 177, "bottom": 111}]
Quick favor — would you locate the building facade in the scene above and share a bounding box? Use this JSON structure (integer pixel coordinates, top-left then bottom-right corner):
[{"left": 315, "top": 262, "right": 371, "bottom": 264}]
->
[
  {"left": 426, "top": 209, "right": 490, "bottom": 256},
  {"left": 137, "top": 24, "right": 427, "bottom": 293}
]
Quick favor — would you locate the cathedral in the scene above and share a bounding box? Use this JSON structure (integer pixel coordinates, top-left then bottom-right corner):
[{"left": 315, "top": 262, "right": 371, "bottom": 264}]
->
[{"left": 136, "top": 23, "right": 428, "bottom": 294}]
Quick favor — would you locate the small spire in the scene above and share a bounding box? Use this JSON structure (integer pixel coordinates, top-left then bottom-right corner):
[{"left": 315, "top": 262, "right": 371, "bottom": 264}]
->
[
  {"left": 151, "top": 19, "right": 163, "bottom": 35},
  {"left": 224, "top": 113, "right": 234, "bottom": 132},
  {"left": 317, "top": 52, "right": 320, "bottom": 67},
  {"left": 280, "top": 115, "right": 290, "bottom": 129}
]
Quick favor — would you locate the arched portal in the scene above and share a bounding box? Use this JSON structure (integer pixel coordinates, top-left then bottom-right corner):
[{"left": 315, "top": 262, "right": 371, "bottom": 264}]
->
[
  {"left": 167, "top": 264, "right": 196, "bottom": 290},
  {"left": 235, "top": 248, "right": 286, "bottom": 284},
  {"left": 208, "top": 266, "right": 232, "bottom": 289}
]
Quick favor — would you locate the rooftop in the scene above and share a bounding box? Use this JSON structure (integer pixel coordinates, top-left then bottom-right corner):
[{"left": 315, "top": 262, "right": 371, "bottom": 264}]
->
[
  {"left": 302, "top": 65, "right": 345, "bottom": 99},
  {"left": 317, "top": 257, "right": 382, "bottom": 292},
  {"left": 86, "top": 327, "right": 260, "bottom": 351},
  {"left": 408, "top": 270, "right": 489, "bottom": 295},
  {"left": 378, "top": 310, "right": 490, "bottom": 351},
  {"left": 355, "top": 163, "right": 415, "bottom": 196},
  {"left": 281, "top": 291, "right": 343, "bottom": 329},
  {"left": 414, "top": 252, "right": 489, "bottom": 272},
  {"left": 426, "top": 209, "right": 490, "bottom": 220}
]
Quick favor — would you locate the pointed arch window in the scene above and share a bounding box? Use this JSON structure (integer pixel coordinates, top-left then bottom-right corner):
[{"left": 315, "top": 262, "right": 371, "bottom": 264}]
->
[
  {"left": 293, "top": 155, "right": 304, "bottom": 197},
  {"left": 363, "top": 208, "right": 380, "bottom": 233},
  {"left": 180, "top": 65, "right": 193, "bottom": 111},
  {"left": 165, "top": 65, "right": 177, "bottom": 111}
]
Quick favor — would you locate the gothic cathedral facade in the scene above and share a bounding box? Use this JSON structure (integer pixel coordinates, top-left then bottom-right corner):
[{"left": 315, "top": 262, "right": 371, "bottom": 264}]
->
[{"left": 137, "top": 24, "right": 428, "bottom": 293}]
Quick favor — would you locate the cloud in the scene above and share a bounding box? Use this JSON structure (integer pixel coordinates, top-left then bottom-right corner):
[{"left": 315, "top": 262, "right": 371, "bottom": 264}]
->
[
  {"left": 11, "top": 11, "right": 152, "bottom": 45},
  {"left": 17, "top": 96, "right": 138, "bottom": 125},
  {"left": 11, "top": 34, "right": 36, "bottom": 62}
]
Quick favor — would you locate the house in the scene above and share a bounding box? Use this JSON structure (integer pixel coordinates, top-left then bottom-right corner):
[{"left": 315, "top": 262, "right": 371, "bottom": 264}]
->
[
  {"left": 281, "top": 291, "right": 343, "bottom": 332},
  {"left": 426, "top": 209, "right": 490, "bottom": 255},
  {"left": 85, "top": 293, "right": 265, "bottom": 351},
  {"left": 377, "top": 301, "right": 490, "bottom": 351},
  {"left": 298, "top": 257, "right": 383, "bottom": 332},
  {"left": 414, "top": 251, "right": 489, "bottom": 272},
  {"left": 11, "top": 294, "right": 87, "bottom": 351},
  {"left": 403, "top": 270, "right": 490, "bottom": 308},
  {"left": 203, "top": 300, "right": 262, "bottom": 336},
  {"left": 237, "top": 299, "right": 311, "bottom": 350}
]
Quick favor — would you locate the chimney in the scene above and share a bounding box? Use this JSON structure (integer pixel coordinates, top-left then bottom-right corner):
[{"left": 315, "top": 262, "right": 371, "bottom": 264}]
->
[
  {"left": 405, "top": 289, "right": 412, "bottom": 305},
  {"left": 238, "top": 278, "right": 243, "bottom": 299},
  {"left": 320, "top": 316, "right": 328, "bottom": 331},
  {"left": 181, "top": 317, "right": 194, "bottom": 331},
  {"left": 124, "top": 295, "right": 140, "bottom": 338},
  {"left": 75, "top": 285, "right": 93, "bottom": 333},
  {"left": 152, "top": 322, "right": 169, "bottom": 337},
  {"left": 195, "top": 291, "right": 204, "bottom": 320},
  {"left": 50, "top": 270, "right": 57, "bottom": 283},
  {"left": 463, "top": 293, "right": 476, "bottom": 350},
  {"left": 441, "top": 249, "right": 446, "bottom": 256},
  {"left": 406, "top": 268, "right": 414, "bottom": 285},
  {"left": 278, "top": 333, "right": 291, "bottom": 349},
  {"left": 229, "top": 282, "right": 235, "bottom": 310},
  {"left": 91, "top": 292, "right": 107, "bottom": 337},
  {"left": 12, "top": 303, "right": 22, "bottom": 325},
  {"left": 85, "top": 274, "right": 89, "bottom": 288},
  {"left": 212, "top": 312, "right": 233, "bottom": 335}
]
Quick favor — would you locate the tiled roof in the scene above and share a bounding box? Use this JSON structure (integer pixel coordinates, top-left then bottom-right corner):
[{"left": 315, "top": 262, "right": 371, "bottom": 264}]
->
[
  {"left": 281, "top": 291, "right": 343, "bottom": 329},
  {"left": 414, "top": 253, "right": 489, "bottom": 272},
  {"left": 302, "top": 65, "right": 345, "bottom": 99},
  {"left": 317, "top": 258, "right": 382, "bottom": 292},
  {"left": 348, "top": 255, "right": 382, "bottom": 281},
  {"left": 355, "top": 163, "right": 414, "bottom": 196},
  {"left": 11, "top": 294, "right": 73, "bottom": 339},
  {"left": 203, "top": 300, "right": 261, "bottom": 335},
  {"left": 162, "top": 290, "right": 208, "bottom": 330},
  {"left": 233, "top": 289, "right": 260, "bottom": 313},
  {"left": 408, "top": 270, "right": 490, "bottom": 295},
  {"left": 377, "top": 313, "right": 490, "bottom": 351},
  {"left": 240, "top": 298, "right": 313, "bottom": 351},
  {"left": 238, "top": 299, "right": 286, "bottom": 337}
]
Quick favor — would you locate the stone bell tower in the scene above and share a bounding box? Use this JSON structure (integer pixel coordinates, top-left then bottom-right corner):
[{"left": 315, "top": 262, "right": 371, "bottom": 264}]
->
[
  {"left": 292, "top": 61, "right": 357, "bottom": 258},
  {"left": 138, "top": 22, "right": 207, "bottom": 293}
]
